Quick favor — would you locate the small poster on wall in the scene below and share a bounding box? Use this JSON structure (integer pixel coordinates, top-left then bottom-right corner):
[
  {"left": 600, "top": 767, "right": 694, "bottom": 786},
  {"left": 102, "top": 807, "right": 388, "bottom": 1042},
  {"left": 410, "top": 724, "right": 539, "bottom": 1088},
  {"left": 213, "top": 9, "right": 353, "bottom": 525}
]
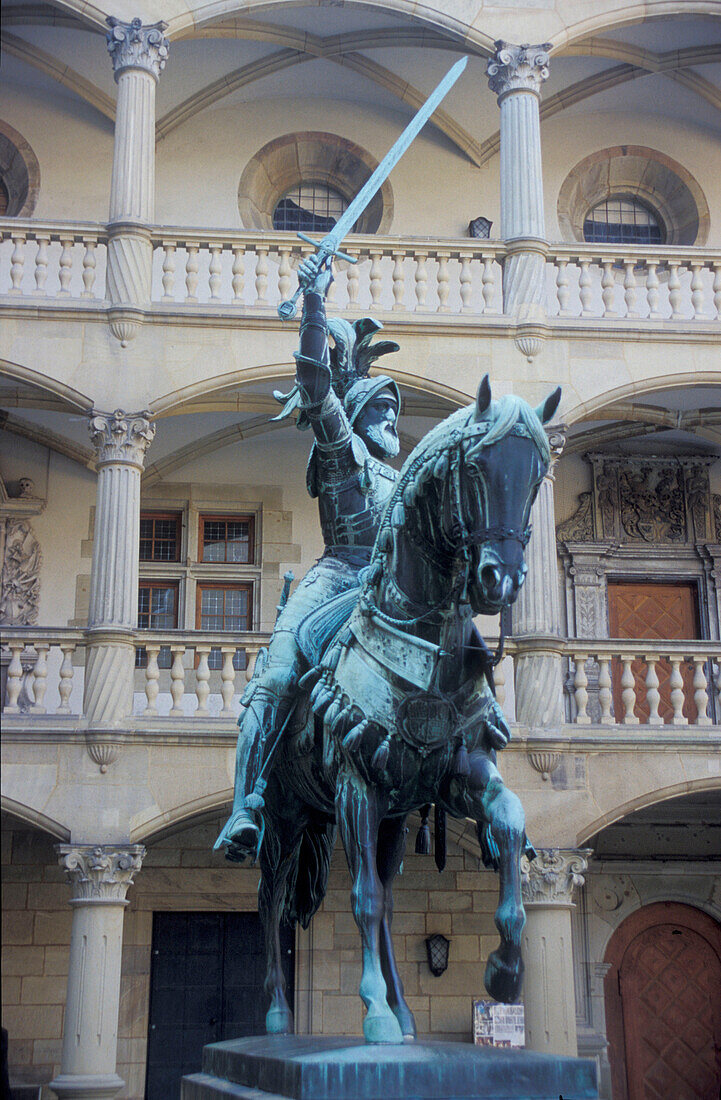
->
[{"left": 472, "top": 1000, "right": 525, "bottom": 1047}]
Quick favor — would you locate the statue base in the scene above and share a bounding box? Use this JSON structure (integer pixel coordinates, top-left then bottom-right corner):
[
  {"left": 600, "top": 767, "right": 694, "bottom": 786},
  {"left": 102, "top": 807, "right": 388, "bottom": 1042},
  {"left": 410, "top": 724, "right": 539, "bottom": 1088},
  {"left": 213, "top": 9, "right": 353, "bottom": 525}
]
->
[{"left": 181, "top": 1036, "right": 597, "bottom": 1099}]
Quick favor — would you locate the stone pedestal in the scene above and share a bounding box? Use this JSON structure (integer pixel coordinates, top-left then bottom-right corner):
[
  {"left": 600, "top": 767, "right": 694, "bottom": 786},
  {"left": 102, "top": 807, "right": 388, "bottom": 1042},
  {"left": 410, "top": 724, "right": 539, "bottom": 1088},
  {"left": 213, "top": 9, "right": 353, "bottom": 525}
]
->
[
  {"left": 83, "top": 411, "right": 155, "bottom": 758},
  {"left": 50, "top": 845, "right": 145, "bottom": 1100},
  {"left": 521, "top": 848, "right": 591, "bottom": 1058},
  {"left": 181, "top": 1036, "right": 597, "bottom": 1099},
  {"left": 487, "top": 41, "right": 551, "bottom": 359},
  {"left": 105, "top": 17, "right": 168, "bottom": 343}
]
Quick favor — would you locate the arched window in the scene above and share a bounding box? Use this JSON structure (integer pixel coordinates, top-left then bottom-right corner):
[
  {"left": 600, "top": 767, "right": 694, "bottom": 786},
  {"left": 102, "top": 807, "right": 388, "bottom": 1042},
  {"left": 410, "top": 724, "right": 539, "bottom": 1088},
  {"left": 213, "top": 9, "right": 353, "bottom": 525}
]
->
[
  {"left": 272, "top": 182, "right": 349, "bottom": 234},
  {"left": 583, "top": 196, "right": 665, "bottom": 246},
  {"left": 0, "top": 178, "right": 9, "bottom": 217}
]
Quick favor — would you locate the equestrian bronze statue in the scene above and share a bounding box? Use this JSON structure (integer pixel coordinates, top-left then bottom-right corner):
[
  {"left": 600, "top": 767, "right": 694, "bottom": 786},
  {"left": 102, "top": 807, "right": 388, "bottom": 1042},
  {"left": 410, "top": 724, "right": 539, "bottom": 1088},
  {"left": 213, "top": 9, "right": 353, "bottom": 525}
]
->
[{"left": 216, "top": 250, "right": 561, "bottom": 1045}]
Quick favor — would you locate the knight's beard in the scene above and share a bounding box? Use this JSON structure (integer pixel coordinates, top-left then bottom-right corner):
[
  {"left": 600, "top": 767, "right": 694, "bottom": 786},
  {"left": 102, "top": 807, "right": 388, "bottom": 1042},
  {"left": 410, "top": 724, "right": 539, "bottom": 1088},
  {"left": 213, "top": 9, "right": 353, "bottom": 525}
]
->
[{"left": 365, "top": 422, "right": 400, "bottom": 458}]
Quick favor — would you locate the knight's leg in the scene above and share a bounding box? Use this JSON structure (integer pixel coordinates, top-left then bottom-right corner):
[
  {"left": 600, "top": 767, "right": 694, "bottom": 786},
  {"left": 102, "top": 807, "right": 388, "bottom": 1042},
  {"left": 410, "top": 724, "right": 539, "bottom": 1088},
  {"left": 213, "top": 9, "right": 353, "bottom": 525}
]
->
[
  {"left": 336, "top": 775, "right": 402, "bottom": 1044},
  {"left": 377, "top": 815, "right": 416, "bottom": 1040}
]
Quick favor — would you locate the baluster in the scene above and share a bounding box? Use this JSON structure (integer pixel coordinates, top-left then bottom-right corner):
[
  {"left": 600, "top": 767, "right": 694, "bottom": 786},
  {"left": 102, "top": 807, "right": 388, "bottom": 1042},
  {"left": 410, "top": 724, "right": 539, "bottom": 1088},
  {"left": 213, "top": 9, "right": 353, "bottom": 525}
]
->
[
  {"left": 692, "top": 656, "right": 712, "bottom": 726},
  {"left": 579, "top": 259, "right": 593, "bottom": 316},
  {"left": 369, "top": 250, "right": 383, "bottom": 308},
  {"left": 573, "top": 656, "right": 590, "bottom": 724},
  {"left": 555, "top": 258, "right": 571, "bottom": 316},
  {"left": 646, "top": 261, "right": 661, "bottom": 318},
  {"left": 346, "top": 251, "right": 360, "bottom": 310},
  {"left": 459, "top": 254, "right": 473, "bottom": 312},
  {"left": 436, "top": 251, "right": 451, "bottom": 312},
  {"left": 220, "top": 646, "right": 237, "bottom": 717},
  {"left": 185, "top": 245, "right": 199, "bottom": 302},
  {"left": 493, "top": 658, "right": 506, "bottom": 713},
  {"left": 712, "top": 262, "right": 721, "bottom": 319},
  {"left": 4, "top": 644, "right": 24, "bottom": 713},
  {"left": 278, "top": 247, "right": 292, "bottom": 303},
  {"left": 143, "top": 645, "right": 161, "bottom": 716},
  {"left": 245, "top": 646, "right": 259, "bottom": 682},
  {"left": 208, "top": 244, "right": 222, "bottom": 300},
  {"left": 601, "top": 260, "right": 617, "bottom": 317},
  {"left": 34, "top": 235, "right": 50, "bottom": 295},
  {"left": 645, "top": 655, "right": 662, "bottom": 726},
  {"left": 668, "top": 657, "right": 687, "bottom": 724},
  {"left": 623, "top": 260, "right": 638, "bottom": 318},
  {"left": 58, "top": 236, "right": 73, "bottom": 296},
  {"left": 481, "top": 256, "right": 497, "bottom": 314},
  {"left": 254, "top": 247, "right": 269, "bottom": 306},
  {"left": 162, "top": 242, "right": 176, "bottom": 300},
  {"left": 392, "top": 250, "right": 406, "bottom": 311},
  {"left": 668, "top": 262, "right": 683, "bottom": 319},
  {"left": 414, "top": 251, "right": 428, "bottom": 311},
  {"left": 715, "top": 658, "right": 721, "bottom": 713},
  {"left": 598, "top": 657, "right": 614, "bottom": 725},
  {"left": 690, "top": 262, "right": 704, "bottom": 319},
  {"left": 57, "top": 643, "right": 76, "bottom": 714},
  {"left": 620, "top": 655, "right": 639, "bottom": 724},
  {"left": 29, "top": 643, "right": 49, "bottom": 714},
  {"left": 9, "top": 233, "right": 27, "bottom": 293},
  {"left": 232, "top": 246, "right": 245, "bottom": 304},
  {"left": 195, "top": 645, "right": 211, "bottom": 715},
  {"left": 169, "top": 645, "right": 186, "bottom": 717}
]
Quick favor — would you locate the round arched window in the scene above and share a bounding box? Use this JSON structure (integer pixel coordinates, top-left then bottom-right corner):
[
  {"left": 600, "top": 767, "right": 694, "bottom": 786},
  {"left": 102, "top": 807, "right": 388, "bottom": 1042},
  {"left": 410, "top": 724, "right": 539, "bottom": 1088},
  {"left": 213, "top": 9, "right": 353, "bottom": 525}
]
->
[
  {"left": 272, "top": 182, "right": 350, "bottom": 234},
  {"left": 583, "top": 196, "right": 665, "bottom": 245},
  {"left": 0, "top": 178, "right": 9, "bottom": 217}
]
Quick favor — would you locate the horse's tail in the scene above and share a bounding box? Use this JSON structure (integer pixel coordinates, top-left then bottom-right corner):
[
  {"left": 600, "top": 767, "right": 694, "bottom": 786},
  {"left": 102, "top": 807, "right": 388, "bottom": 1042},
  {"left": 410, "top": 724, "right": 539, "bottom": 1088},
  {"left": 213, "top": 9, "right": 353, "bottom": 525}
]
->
[{"left": 284, "top": 818, "right": 337, "bottom": 929}]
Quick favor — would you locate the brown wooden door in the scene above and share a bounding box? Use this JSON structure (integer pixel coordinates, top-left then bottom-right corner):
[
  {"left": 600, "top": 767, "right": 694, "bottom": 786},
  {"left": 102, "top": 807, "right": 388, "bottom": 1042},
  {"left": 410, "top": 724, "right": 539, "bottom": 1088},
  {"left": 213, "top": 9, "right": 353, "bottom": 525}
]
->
[
  {"left": 605, "top": 903, "right": 721, "bottom": 1100},
  {"left": 608, "top": 582, "right": 700, "bottom": 723}
]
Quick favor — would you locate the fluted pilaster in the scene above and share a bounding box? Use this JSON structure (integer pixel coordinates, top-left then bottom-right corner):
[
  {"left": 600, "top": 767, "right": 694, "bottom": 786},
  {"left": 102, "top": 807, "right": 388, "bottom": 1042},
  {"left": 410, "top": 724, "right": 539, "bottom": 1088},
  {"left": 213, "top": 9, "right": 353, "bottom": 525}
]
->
[
  {"left": 520, "top": 847, "right": 591, "bottom": 1057},
  {"left": 50, "top": 845, "right": 144, "bottom": 1100}
]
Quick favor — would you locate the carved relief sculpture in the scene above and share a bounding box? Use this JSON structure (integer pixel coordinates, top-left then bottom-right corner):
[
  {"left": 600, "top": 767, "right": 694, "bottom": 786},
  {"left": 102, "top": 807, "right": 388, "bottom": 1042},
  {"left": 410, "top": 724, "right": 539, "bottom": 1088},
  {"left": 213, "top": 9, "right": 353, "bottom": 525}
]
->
[{"left": 0, "top": 518, "right": 42, "bottom": 624}]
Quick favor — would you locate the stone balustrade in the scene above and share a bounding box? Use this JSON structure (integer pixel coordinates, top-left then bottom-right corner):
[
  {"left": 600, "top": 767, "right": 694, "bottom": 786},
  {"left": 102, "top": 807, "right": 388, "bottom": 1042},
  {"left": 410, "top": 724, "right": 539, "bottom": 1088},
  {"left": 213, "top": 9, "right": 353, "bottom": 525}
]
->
[
  {"left": 567, "top": 640, "right": 721, "bottom": 727},
  {"left": 1, "top": 627, "right": 85, "bottom": 716},
  {"left": 3, "top": 218, "right": 720, "bottom": 323}
]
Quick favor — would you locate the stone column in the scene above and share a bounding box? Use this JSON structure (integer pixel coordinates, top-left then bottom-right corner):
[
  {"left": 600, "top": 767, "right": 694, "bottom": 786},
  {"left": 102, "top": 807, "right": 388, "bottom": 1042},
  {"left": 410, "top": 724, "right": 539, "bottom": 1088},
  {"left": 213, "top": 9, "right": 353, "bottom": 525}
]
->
[
  {"left": 83, "top": 410, "right": 155, "bottom": 763},
  {"left": 512, "top": 431, "right": 565, "bottom": 729},
  {"left": 50, "top": 844, "right": 145, "bottom": 1100},
  {"left": 105, "top": 17, "right": 169, "bottom": 345},
  {"left": 487, "top": 41, "right": 551, "bottom": 360},
  {"left": 521, "top": 848, "right": 590, "bottom": 1056}
]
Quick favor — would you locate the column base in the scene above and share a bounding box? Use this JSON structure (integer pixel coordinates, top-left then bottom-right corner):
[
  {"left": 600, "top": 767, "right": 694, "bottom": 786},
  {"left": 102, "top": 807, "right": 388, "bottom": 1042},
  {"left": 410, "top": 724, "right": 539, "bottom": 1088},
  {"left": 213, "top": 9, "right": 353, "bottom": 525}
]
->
[{"left": 49, "top": 1072, "right": 125, "bottom": 1100}]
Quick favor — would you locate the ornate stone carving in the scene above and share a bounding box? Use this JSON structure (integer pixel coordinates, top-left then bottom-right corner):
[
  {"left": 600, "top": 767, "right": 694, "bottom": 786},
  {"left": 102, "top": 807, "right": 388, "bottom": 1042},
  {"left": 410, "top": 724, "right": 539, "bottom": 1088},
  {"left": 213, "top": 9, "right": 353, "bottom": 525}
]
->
[
  {"left": 487, "top": 41, "right": 552, "bottom": 99},
  {"left": 106, "top": 17, "right": 169, "bottom": 81},
  {"left": 88, "top": 409, "right": 155, "bottom": 468},
  {"left": 713, "top": 494, "right": 721, "bottom": 542},
  {"left": 521, "top": 847, "right": 591, "bottom": 906},
  {"left": 57, "top": 844, "right": 145, "bottom": 903},
  {"left": 0, "top": 518, "right": 41, "bottom": 624},
  {"left": 557, "top": 491, "right": 594, "bottom": 542},
  {"left": 527, "top": 750, "right": 562, "bottom": 780}
]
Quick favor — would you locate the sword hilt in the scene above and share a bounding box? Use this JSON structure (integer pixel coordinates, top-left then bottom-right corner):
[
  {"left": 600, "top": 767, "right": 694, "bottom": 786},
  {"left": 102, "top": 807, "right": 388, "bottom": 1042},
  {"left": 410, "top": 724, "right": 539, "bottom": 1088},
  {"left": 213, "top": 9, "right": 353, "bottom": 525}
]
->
[{"left": 276, "top": 233, "right": 357, "bottom": 321}]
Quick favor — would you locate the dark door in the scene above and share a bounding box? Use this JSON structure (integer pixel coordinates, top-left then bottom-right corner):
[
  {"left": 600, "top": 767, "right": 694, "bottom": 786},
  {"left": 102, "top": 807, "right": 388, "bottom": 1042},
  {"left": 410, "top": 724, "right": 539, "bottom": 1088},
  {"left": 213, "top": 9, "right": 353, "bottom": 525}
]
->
[{"left": 145, "top": 911, "right": 294, "bottom": 1100}]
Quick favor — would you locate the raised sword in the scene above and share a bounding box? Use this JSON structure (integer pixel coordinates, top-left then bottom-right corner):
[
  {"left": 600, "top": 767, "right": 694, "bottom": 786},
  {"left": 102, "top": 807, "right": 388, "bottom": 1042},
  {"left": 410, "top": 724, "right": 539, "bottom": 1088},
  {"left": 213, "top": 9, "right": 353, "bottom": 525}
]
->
[{"left": 277, "top": 55, "right": 468, "bottom": 320}]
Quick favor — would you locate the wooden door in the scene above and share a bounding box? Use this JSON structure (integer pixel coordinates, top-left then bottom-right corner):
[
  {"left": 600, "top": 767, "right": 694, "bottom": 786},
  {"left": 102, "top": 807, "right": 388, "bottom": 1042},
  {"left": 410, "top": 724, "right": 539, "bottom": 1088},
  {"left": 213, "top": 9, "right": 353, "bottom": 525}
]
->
[
  {"left": 605, "top": 904, "right": 721, "bottom": 1100},
  {"left": 608, "top": 582, "right": 700, "bottom": 723},
  {"left": 145, "top": 911, "right": 294, "bottom": 1099}
]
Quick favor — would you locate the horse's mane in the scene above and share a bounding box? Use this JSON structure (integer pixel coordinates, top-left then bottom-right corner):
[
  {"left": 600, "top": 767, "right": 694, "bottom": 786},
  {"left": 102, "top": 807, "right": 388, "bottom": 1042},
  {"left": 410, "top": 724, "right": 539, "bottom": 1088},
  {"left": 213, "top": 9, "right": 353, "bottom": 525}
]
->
[{"left": 373, "top": 394, "right": 549, "bottom": 560}]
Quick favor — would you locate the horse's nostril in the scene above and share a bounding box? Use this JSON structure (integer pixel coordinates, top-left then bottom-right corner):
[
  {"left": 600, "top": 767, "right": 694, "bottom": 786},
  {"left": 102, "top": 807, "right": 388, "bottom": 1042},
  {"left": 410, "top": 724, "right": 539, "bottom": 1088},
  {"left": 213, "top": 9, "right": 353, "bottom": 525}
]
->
[
  {"left": 481, "top": 564, "right": 501, "bottom": 591},
  {"left": 517, "top": 571, "right": 526, "bottom": 589}
]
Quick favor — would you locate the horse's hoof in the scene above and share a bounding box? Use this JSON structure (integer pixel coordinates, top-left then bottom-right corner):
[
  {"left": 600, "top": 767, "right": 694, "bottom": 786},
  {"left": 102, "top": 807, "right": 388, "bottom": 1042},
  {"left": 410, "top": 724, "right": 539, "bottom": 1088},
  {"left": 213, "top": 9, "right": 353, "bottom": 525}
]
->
[
  {"left": 363, "top": 1011, "right": 404, "bottom": 1045},
  {"left": 266, "top": 1004, "right": 293, "bottom": 1035},
  {"left": 392, "top": 1003, "right": 417, "bottom": 1041},
  {"left": 484, "top": 949, "right": 524, "bottom": 1004}
]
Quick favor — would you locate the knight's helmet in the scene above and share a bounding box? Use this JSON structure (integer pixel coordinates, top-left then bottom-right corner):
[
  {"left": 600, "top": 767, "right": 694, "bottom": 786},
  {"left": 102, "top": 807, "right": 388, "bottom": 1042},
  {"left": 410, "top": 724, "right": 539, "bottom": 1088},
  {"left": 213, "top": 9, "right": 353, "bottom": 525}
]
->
[{"left": 272, "top": 316, "right": 401, "bottom": 427}]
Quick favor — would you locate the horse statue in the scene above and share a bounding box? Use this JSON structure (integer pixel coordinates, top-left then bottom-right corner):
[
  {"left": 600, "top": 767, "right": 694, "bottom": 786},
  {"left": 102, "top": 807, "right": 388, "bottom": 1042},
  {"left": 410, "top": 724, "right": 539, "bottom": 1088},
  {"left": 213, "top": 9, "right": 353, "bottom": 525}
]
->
[{"left": 242, "top": 376, "right": 559, "bottom": 1045}]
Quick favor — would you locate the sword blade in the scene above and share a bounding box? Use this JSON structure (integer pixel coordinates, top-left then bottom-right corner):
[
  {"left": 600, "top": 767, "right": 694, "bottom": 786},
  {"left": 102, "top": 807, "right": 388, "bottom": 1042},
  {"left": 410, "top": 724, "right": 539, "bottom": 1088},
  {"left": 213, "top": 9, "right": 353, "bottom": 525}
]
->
[{"left": 323, "top": 55, "right": 468, "bottom": 250}]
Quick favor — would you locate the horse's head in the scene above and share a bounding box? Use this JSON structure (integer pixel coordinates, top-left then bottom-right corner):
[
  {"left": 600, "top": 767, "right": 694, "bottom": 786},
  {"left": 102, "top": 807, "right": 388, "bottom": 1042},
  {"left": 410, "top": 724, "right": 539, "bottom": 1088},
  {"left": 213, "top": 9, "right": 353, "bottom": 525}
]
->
[{"left": 374, "top": 376, "right": 561, "bottom": 618}]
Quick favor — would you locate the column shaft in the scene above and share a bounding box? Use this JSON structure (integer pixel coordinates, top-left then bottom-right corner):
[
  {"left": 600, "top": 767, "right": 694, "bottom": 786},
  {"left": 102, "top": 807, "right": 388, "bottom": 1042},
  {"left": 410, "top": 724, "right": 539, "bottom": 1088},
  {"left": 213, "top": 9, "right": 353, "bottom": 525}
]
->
[{"left": 109, "top": 68, "right": 156, "bottom": 223}]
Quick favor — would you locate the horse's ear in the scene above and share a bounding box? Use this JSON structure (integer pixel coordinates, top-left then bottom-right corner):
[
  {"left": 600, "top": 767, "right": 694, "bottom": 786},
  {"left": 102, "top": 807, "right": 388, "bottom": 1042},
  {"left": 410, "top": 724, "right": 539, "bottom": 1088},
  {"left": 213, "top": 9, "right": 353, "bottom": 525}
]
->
[
  {"left": 535, "top": 386, "right": 561, "bottom": 425},
  {"left": 475, "top": 375, "right": 492, "bottom": 420}
]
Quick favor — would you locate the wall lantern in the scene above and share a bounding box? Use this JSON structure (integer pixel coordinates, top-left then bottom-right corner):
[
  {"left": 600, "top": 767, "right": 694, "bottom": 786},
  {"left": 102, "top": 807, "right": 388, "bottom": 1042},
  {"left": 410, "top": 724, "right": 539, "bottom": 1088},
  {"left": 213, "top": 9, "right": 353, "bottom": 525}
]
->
[{"left": 425, "top": 934, "right": 450, "bottom": 977}]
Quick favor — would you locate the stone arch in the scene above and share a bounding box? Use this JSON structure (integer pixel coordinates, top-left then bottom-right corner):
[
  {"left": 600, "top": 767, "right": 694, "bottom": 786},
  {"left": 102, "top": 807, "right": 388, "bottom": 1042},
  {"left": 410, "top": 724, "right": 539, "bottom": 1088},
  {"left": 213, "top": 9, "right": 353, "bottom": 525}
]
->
[
  {"left": 1, "top": 796, "right": 71, "bottom": 840},
  {"left": 0, "top": 120, "right": 41, "bottom": 217},
  {"left": 0, "top": 359, "right": 93, "bottom": 412},
  {"left": 130, "top": 790, "right": 233, "bottom": 844},
  {"left": 561, "top": 371, "right": 721, "bottom": 429},
  {"left": 577, "top": 776, "right": 721, "bottom": 847}
]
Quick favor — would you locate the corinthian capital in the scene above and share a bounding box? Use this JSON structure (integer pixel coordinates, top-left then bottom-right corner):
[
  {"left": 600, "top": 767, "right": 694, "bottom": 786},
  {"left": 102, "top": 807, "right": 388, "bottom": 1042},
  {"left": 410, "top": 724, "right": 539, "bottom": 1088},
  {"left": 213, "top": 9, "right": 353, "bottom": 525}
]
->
[
  {"left": 57, "top": 844, "right": 145, "bottom": 904},
  {"left": 487, "top": 41, "right": 552, "bottom": 99},
  {"left": 521, "top": 847, "right": 591, "bottom": 906},
  {"left": 106, "top": 17, "right": 169, "bottom": 81},
  {"left": 88, "top": 408, "right": 155, "bottom": 468}
]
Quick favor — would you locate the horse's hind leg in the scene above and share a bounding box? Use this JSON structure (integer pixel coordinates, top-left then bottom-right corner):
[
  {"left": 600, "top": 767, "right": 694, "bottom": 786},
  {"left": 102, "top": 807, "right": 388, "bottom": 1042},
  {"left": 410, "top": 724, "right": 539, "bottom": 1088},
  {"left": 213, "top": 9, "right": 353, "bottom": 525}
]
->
[
  {"left": 258, "top": 811, "right": 304, "bottom": 1034},
  {"left": 377, "top": 816, "right": 416, "bottom": 1040},
  {"left": 336, "top": 776, "right": 403, "bottom": 1044}
]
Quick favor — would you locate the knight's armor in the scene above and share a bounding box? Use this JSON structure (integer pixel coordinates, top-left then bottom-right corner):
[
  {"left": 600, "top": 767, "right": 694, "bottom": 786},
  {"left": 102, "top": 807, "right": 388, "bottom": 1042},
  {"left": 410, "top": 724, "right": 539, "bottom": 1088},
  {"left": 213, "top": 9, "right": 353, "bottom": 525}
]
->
[{"left": 215, "top": 278, "right": 400, "bottom": 860}]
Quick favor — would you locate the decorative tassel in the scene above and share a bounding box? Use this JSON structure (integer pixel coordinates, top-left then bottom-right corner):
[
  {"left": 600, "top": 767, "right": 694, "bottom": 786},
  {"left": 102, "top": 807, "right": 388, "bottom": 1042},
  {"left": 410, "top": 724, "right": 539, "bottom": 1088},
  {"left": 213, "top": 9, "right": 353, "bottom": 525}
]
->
[
  {"left": 403, "top": 483, "right": 416, "bottom": 508},
  {"left": 434, "top": 804, "right": 447, "bottom": 873},
  {"left": 299, "top": 666, "right": 322, "bottom": 692},
  {"left": 452, "top": 741, "right": 470, "bottom": 779},
  {"left": 323, "top": 730, "right": 335, "bottom": 769},
  {"left": 323, "top": 692, "right": 343, "bottom": 737},
  {"left": 391, "top": 502, "right": 405, "bottom": 528},
  {"left": 332, "top": 705, "right": 354, "bottom": 739},
  {"left": 415, "top": 804, "right": 432, "bottom": 855},
  {"left": 342, "top": 719, "right": 368, "bottom": 755},
  {"left": 371, "top": 734, "right": 391, "bottom": 774},
  {"left": 378, "top": 528, "right": 393, "bottom": 554},
  {"left": 433, "top": 453, "right": 449, "bottom": 480}
]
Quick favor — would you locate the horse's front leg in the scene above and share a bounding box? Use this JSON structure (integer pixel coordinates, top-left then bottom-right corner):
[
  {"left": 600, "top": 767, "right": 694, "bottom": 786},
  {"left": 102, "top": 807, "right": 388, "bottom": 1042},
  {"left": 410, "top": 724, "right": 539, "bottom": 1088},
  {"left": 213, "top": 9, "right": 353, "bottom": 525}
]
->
[
  {"left": 377, "top": 815, "right": 416, "bottom": 1040},
  {"left": 336, "top": 775, "right": 403, "bottom": 1044},
  {"left": 258, "top": 808, "right": 304, "bottom": 1035}
]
